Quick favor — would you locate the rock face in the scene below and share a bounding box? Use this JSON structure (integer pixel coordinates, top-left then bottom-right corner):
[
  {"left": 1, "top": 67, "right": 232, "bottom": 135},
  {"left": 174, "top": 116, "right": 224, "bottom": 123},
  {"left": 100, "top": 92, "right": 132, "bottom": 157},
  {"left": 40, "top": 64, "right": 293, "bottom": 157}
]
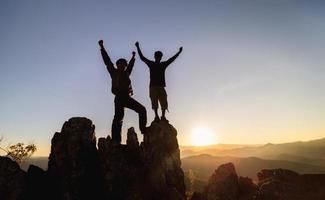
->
[
  {"left": 97, "top": 128, "right": 143, "bottom": 200},
  {"left": 47, "top": 117, "right": 105, "bottom": 200},
  {"left": 0, "top": 157, "right": 26, "bottom": 200},
  {"left": 97, "top": 121, "right": 185, "bottom": 200},
  {"left": 191, "top": 164, "right": 325, "bottom": 200},
  {"left": 205, "top": 163, "right": 239, "bottom": 200},
  {"left": 256, "top": 169, "right": 325, "bottom": 200},
  {"left": 143, "top": 121, "right": 186, "bottom": 200},
  {"left": 201, "top": 163, "right": 258, "bottom": 200},
  {"left": 0, "top": 117, "right": 185, "bottom": 200}
]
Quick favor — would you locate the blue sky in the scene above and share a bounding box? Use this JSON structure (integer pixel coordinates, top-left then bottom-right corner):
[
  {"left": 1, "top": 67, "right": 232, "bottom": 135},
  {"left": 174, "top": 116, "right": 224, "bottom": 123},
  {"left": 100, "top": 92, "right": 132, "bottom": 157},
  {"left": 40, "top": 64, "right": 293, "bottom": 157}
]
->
[{"left": 1, "top": 0, "right": 325, "bottom": 155}]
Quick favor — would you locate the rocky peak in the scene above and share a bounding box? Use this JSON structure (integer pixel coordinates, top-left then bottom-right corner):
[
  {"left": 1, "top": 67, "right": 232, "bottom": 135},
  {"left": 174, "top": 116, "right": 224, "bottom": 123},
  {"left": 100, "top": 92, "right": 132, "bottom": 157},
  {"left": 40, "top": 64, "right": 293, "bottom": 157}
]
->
[
  {"left": 0, "top": 117, "right": 181, "bottom": 200},
  {"left": 257, "top": 168, "right": 300, "bottom": 186},
  {"left": 190, "top": 164, "right": 325, "bottom": 200},
  {"left": 208, "top": 163, "right": 237, "bottom": 184},
  {"left": 0, "top": 157, "right": 26, "bottom": 200},
  {"left": 0, "top": 117, "right": 186, "bottom": 200},
  {"left": 256, "top": 168, "right": 325, "bottom": 199},
  {"left": 190, "top": 163, "right": 259, "bottom": 200},
  {"left": 142, "top": 121, "right": 185, "bottom": 200},
  {"left": 97, "top": 120, "right": 185, "bottom": 200},
  {"left": 47, "top": 117, "right": 104, "bottom": 200},
  {"left": 205, "top": 163, "right": 240, "bottom": 200}
]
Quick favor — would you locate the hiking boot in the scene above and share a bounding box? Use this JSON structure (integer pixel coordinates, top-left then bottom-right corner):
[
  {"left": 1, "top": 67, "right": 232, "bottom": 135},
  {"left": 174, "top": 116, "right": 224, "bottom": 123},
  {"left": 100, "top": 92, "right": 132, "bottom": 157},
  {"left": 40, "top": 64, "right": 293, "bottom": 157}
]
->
[
  {"left": 160, "top": 116, "right": 169, "bottom": 123},
  {"left": 141, "top": 127, "right": 149, "bottom": 135}
]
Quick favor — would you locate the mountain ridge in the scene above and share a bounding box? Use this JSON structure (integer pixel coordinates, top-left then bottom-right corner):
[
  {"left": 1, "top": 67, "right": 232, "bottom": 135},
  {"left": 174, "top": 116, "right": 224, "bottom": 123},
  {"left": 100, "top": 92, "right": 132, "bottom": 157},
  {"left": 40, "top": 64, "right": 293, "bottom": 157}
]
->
[
  {"left": 182, "top": 154, "right": 325, "bottom": 181},
  {"left": 0, "top": 117, "right": 186, "bottom": 200}
]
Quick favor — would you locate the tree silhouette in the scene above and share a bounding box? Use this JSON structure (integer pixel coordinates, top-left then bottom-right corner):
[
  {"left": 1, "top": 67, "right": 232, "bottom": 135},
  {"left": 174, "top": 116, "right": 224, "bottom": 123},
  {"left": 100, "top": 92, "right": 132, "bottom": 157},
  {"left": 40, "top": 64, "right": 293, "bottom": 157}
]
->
[{"left": 0, "top": 137, "right": 36, "bottom": 163}]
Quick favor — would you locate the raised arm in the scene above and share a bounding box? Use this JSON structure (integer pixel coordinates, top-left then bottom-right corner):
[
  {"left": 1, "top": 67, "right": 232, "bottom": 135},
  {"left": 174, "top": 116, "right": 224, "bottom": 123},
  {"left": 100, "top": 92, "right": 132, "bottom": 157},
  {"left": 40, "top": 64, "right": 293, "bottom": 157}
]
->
[
  {"left": 126, "top": 51, "right": 136, "bottom": 74},
  {"left": 98, "top": 40, "right": 115, "bottom": 75},
  {"left": 163, "top": 47, "right": 183, "bottom": 67},
  {"left": 135, "top": 41, "right": 151, "bottom": 64}
]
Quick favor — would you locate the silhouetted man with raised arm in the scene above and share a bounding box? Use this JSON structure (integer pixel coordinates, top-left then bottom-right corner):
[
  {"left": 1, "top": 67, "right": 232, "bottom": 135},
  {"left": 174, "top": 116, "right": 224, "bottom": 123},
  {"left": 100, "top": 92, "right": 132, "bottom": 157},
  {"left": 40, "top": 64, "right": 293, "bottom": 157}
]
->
[
  {"left": 99, "top": 40, "right": 147, "bottom": 143},
  {"left": 135, "top": 41, "right": 182, "bottom": 122}
]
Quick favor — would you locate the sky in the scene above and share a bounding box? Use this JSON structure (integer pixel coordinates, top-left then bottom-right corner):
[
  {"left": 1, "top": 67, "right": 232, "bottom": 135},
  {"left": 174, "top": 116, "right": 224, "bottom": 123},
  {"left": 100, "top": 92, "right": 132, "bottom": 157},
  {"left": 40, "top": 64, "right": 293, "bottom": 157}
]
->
[{"left": 1, "top": 0, "right": 325, "bottom": 156}]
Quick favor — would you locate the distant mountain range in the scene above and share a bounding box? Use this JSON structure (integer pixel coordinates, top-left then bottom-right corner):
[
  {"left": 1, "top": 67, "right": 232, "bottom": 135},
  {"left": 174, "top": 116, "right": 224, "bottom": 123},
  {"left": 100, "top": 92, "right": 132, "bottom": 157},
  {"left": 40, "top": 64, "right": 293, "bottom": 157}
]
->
[
  {"left": 180, "top": 137, "right": 325, "bottom": 193},
  {"left": 180, "top": 137, "right": 325, "bottom": 167},
  {"left": 182, "top": 154, "right": 325, "bottom": 182}
]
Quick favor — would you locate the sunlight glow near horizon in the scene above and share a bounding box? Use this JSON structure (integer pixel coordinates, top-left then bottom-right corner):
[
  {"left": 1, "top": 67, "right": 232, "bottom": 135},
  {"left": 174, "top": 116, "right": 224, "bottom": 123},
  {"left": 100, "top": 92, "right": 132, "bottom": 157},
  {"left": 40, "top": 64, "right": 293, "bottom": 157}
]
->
[{"left": 191, "top": 127, "right": 218, "bottom": 146}]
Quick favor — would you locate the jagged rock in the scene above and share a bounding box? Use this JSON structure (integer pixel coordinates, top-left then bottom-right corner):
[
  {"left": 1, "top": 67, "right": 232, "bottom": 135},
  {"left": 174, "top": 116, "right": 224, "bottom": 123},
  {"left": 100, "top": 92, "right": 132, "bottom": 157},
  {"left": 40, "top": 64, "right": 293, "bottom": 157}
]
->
[
  {"left": 192, "top": 163, "right": 259, "bottom": 200},
  {"left": 142, "top": 121, "right": 185, "bottom": 200},
  {"left": 0, "top": 156, "right": 26, "bottom": 200},
  {"left": 23, "top": 165, "right": 48, "bottom": 200},
  {"left": 192, "top": 164, "right": 325, "bottom": 200},
  {"left": 47, "top": 117, "right": 104, "bottom": 200},
  {"left": 238, "top": 176, "right": 258, "bottom": 200},
  {"left": 256, "top": 169, "right": 302, "bottom": 199},
  {"left": 256, "top": 168, "right": 325, "bottom": 200},
  {"left": 205, "top": 163, "right": 239, "bottom": 200},
  {"left": 98, "top": 131, "right": 142, "bottom": 199},
  {"left": 11, "top": 117, "right": 184, "bottom": 200},
  {"left": 127, "top": 127, "right": 139, "bottom": 149},
  {"left": 257, "top": 168, "right": 300, "bottom": 186},
  {"left": 0, "top": 118, "right": 184, "bottom": 200},
  {"left": 190, "top": 192, "right": 206, "bottom": 200},
  {"left": 98, "top": 121, "right": 186, "bottom": 200}
]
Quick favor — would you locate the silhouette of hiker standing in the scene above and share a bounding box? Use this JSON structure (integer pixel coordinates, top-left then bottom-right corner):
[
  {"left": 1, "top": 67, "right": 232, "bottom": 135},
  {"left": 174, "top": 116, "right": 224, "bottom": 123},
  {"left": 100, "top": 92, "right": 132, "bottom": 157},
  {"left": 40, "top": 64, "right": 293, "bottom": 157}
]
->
[
  {"left": 135, "top": 41, "right": 182, "bottom": 122},
  {"left": 99, "top": 40, "right": 147, "bottom": 143}
]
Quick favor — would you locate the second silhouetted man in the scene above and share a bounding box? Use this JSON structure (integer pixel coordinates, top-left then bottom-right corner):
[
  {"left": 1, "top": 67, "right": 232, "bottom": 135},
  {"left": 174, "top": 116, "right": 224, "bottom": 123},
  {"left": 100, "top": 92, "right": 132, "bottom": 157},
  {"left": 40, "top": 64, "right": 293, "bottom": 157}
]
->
[{"left": 135, "top": 42, "right": 182, "bottom": 122}]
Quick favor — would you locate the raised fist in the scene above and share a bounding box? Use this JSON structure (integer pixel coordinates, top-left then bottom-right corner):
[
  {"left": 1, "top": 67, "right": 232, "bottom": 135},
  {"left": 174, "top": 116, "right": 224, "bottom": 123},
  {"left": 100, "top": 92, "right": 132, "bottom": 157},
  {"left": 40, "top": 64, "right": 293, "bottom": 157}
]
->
[
  {"left": 179, "top": 47, "right": 183, "bottom": 52},
  {"left": 132, "top": 51, "right": 136, "bottom": 56},
  {"left": 98, "top": 40, "right": 104, "bottom": 48},
  {"left": 135, "top": 41, "right": 139, "bottom": 47}
]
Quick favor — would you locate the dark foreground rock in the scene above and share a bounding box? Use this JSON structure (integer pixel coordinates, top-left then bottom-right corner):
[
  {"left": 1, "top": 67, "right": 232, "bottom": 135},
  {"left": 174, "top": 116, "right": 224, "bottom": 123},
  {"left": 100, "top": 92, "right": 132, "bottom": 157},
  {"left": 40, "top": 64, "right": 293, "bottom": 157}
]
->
[
  {"left": 0, "top": 117, "right": 185, "bottom": 200},
  {"left": 196, "top": 163, "right": 258, "bottom": 200},
  {"left": 47, "top": 117, "right": 105, "bottom": 200},
  {"left": 190, "top": 163, "right": 325, "bottom": 200},
  {"left": 98, "top": 121, "right": 185, "bottom": 200},
  {"left": 256, "top": 168, "right": 325, "bottom": 200},
  {"left": 0, "top": 157, "right": 26, "bottom": 200}
]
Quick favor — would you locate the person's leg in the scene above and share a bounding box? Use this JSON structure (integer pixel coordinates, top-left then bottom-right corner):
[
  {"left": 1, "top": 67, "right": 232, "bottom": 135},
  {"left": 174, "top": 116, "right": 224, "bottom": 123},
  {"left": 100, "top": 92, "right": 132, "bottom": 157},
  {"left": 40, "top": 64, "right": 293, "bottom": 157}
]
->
[
  {"left": 124, "top": 97, "right": 147, "bottom": 134},
  {"left": 159, "top": 87, "right": 168, "bottom": 122},
  {"left": 150, "top": 86, "right": 160, "bottom": 121},
  {"left": 162, "top": 109, "right": 166, "bottom": 118},
  {"left": 111, "top": 96, "right": 125, "bottom": 143},
  {"left": 154, "top": 109, "right": 159, "bottom": 120}
]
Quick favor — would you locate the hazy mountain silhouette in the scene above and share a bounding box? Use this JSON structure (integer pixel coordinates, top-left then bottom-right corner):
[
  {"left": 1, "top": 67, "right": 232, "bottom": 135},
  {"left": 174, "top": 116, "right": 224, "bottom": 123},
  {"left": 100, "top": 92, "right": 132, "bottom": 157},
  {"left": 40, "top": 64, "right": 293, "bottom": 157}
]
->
[
  {"left": 21, "top": 157, "right": 48, "bottom": 171},
  {"left": 181, "top": 138, "right": 325, "bottom": 167},
  {"left": 182, "top": 154, "right": 325, "bottom": 182}
]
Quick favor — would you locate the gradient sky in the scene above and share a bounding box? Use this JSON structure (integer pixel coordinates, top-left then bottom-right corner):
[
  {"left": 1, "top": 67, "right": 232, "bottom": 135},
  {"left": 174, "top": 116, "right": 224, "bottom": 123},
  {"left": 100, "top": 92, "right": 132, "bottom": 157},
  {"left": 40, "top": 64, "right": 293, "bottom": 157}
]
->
[{"left": 1, "top": 0, "right": 325, "bottom": 156}]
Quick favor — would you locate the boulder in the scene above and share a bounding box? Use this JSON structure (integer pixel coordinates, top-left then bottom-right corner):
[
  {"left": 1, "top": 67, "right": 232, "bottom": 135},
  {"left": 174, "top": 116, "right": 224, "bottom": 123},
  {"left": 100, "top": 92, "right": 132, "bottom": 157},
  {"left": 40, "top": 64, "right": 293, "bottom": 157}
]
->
[
  {"left": 47, "top": 117, "right": 104, "bottom": 200},
  {"left": 205, "top": 163, "right": 239, "bottom": 200},
  {"left": 0, "top": 156, "right": 26, "bottom": 200}
]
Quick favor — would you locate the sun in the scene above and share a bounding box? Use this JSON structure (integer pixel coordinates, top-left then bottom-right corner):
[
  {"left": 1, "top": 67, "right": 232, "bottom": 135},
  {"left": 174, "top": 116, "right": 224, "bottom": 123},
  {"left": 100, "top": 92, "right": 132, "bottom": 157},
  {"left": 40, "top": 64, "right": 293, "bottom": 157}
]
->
[{"left": 190, "top": 127, "right": 217, "bottom": 146}]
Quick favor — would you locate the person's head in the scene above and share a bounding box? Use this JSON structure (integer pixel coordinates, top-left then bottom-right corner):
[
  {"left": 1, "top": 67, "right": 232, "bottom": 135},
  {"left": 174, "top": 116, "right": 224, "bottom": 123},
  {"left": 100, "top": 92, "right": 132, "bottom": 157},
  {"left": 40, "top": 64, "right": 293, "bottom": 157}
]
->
[
  {"left": 116, "top": 58, "right": 128, "bottom": 70},
  {"left": 154, "top": 51, "right": 163, "bottom": 62}
]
